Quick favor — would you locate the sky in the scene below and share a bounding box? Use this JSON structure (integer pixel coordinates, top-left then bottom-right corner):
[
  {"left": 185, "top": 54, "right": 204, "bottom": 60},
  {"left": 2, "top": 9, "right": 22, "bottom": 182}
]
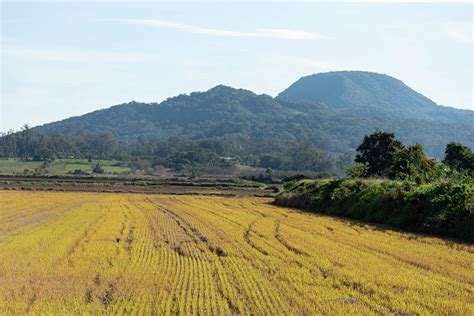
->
[{"left": 1, "top": 1, "right": 473, "bottom": 132}]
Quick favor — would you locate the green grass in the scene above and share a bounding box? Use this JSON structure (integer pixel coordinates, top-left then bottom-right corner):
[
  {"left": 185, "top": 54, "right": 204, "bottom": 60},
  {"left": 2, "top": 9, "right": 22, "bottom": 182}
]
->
[
  {"left": 0, "top": 159, "right": 43, "bottom": 174},
  {"left": 48, "top": 159, "right": 131, "bottom": 174},
  {"left": 0, "top": 158, "right": 131, "bottom": 176}
]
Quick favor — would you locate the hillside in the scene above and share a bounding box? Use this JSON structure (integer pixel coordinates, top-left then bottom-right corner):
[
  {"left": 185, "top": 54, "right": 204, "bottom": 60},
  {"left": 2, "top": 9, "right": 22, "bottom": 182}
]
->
[
  {"left": 32, "top": 86, "right": 364, "bottom": 153},
  {"left": 278, "top": 71, "right": 474, "bottom": 125},
  {"left": 34, "top": 86, "right": 290, "bottom": 140},
  {"left": 32, "top": 72, "right": 474, "bottom": 158}
]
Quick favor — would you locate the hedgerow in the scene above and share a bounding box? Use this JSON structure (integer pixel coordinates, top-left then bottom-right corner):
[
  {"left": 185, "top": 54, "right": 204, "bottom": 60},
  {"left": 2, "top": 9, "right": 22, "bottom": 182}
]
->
[{"left": 275, "top": 177, "right": 474, "bottom": 241}]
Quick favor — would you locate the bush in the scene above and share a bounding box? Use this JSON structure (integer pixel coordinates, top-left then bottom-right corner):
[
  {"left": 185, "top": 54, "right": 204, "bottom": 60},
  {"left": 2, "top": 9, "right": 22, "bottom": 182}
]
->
[
  {"left": 92, "top": 164, "right": 105, "bottom": 174},
  {"left": 275, "top": 178, "right": 474, "bottom": 241},
  {"left": 346, "top": 163, "right": 368, "bottom": 178}
]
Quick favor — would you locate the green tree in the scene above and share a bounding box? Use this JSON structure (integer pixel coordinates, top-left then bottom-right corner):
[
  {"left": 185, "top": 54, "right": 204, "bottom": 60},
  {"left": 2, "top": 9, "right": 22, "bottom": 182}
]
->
[
  {"left": 355, "top": 131, "right": 403, "bottom": 177},
  {"left": 443, "top": 142, "right": 474, "bottom": 172},
  {"left": 392, "top": 144, "right": 435, "bottom": 180}
]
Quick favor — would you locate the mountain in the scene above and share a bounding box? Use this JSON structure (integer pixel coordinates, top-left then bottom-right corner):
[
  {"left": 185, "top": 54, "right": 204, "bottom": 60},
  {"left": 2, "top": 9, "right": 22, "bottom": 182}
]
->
[
  {"left": 278, "top": 71, "right": 474, "bottom": 126},
  {"left": 34, "top": 86, "right": 299, "bottom": 140},
  {"left": 33, "top": 72, "right": 474, "bottom": 158}
]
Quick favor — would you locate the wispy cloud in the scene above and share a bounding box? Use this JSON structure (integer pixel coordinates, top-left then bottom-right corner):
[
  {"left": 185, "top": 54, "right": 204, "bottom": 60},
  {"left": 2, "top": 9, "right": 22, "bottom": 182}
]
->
[{"left": 104, "top": 19, "right": 325, "bottom": 41}]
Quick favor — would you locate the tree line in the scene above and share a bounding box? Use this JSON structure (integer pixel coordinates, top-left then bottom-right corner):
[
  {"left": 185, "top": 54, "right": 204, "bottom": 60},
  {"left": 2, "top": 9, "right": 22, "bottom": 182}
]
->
[
  {"left": 0, "top": 125, "right": 350, "bottom": 175},
  {"left": 2, "top": 127, "right": 472, "bottom": 177},
  {"left": 348, "top": 130, "right": 473, "bottom": 181}
]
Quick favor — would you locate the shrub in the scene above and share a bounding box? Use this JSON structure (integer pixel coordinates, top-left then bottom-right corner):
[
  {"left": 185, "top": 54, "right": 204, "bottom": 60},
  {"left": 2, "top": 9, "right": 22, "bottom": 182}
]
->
[
  {"left": 92, "top": 164, "right": 105, "bottom": 174},
  {"left": 346, "top": 163, "right": 368, "bottom": 178},
  {"left": 275, "top": 178, "right": 474, "bottom": 241}
]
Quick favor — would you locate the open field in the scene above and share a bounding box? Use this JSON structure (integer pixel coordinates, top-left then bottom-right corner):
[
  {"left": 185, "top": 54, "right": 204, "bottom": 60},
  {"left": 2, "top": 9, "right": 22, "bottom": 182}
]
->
[
  {"left": 0, "top": 158, "right": 131, "bottom": 175},
  {"left": 0, "top": 191, "right": 473, "bottom": 314}
]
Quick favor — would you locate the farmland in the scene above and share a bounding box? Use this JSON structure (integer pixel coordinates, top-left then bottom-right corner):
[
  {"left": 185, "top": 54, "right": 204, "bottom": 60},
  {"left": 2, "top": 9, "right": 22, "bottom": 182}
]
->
[
  {"left": 0, "top": 191, "right": 473, "bottom": 314},
  {"left": 0, "top": 158, "right": 131, "bottom": 176}
]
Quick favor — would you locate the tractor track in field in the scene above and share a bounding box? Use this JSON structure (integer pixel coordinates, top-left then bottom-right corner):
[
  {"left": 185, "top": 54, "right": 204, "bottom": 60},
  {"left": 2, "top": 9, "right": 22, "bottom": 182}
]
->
[
  {"left": 274, "top": 219, "right": 309, "bottom": 257},
  {"left": 211, "top": 267, "right": 240, "bottom": 314},
  {"left": 146, "top": 198, "right": 226, "bottom": 258},
  {"left": 243, "top": 219, "right": 270, "bottom": 256}
]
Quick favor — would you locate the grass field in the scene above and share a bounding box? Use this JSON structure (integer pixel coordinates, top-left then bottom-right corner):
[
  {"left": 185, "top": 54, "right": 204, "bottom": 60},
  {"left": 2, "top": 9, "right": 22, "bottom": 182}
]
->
[
  {"left": 0, "top": 158, "right": 131, "bottom": 175},
  {"left": 0, "top": 191, "right": 472, "bottom": 314},
  {"left": 0, "top": 159, "right": 44, "bottom": 173}
]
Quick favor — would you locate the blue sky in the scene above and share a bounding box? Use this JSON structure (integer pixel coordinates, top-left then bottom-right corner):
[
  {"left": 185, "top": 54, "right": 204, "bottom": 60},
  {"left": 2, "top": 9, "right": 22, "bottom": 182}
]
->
[{"left": 1, "top": 1, "right": 472, "bottom": 132}]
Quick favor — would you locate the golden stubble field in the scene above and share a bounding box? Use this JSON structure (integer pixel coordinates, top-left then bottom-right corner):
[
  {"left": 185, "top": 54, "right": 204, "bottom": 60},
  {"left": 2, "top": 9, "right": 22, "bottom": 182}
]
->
[{"left": 0, "top": 191, "right": 472, "bottom": 315}]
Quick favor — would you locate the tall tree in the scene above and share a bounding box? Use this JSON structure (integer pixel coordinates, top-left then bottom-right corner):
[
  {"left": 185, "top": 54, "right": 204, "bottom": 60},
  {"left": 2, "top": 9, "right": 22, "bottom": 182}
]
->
[
  {"left": 355, "top": 131, "right": 403, "bottom": 177},
  {"left": 443, "top": 142, "right": 474, "bottom": 172}
]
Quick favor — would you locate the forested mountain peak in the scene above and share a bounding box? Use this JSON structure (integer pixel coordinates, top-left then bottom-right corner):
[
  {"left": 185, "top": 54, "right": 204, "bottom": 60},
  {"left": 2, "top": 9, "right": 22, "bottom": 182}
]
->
[
  {"left": 278, "top": 71, "right": 473, "bottom": 125},
  {"left": 278, "top": 71, "right": 431, "bottom": 109},
  {"left": 205, "top": 84, "right": 249, "bottom": 94}
]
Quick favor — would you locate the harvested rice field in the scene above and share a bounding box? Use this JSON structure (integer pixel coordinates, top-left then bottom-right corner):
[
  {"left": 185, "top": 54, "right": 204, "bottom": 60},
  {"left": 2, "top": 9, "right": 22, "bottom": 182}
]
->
[{"left": 0, "top": 191, "right": 472, "bottom": 314}]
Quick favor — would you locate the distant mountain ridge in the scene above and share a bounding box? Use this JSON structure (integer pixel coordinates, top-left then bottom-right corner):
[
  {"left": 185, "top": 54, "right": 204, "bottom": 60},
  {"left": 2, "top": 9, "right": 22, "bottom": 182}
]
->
[{"left": 33, "top": 71, "right": 474, "bottom": 158}]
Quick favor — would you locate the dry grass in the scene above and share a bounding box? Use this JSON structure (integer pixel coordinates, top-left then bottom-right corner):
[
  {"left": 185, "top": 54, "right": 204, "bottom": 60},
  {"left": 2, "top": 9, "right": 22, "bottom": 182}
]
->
[{"left": 0, "top": 191, "right": 472, "bottom": 314}]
